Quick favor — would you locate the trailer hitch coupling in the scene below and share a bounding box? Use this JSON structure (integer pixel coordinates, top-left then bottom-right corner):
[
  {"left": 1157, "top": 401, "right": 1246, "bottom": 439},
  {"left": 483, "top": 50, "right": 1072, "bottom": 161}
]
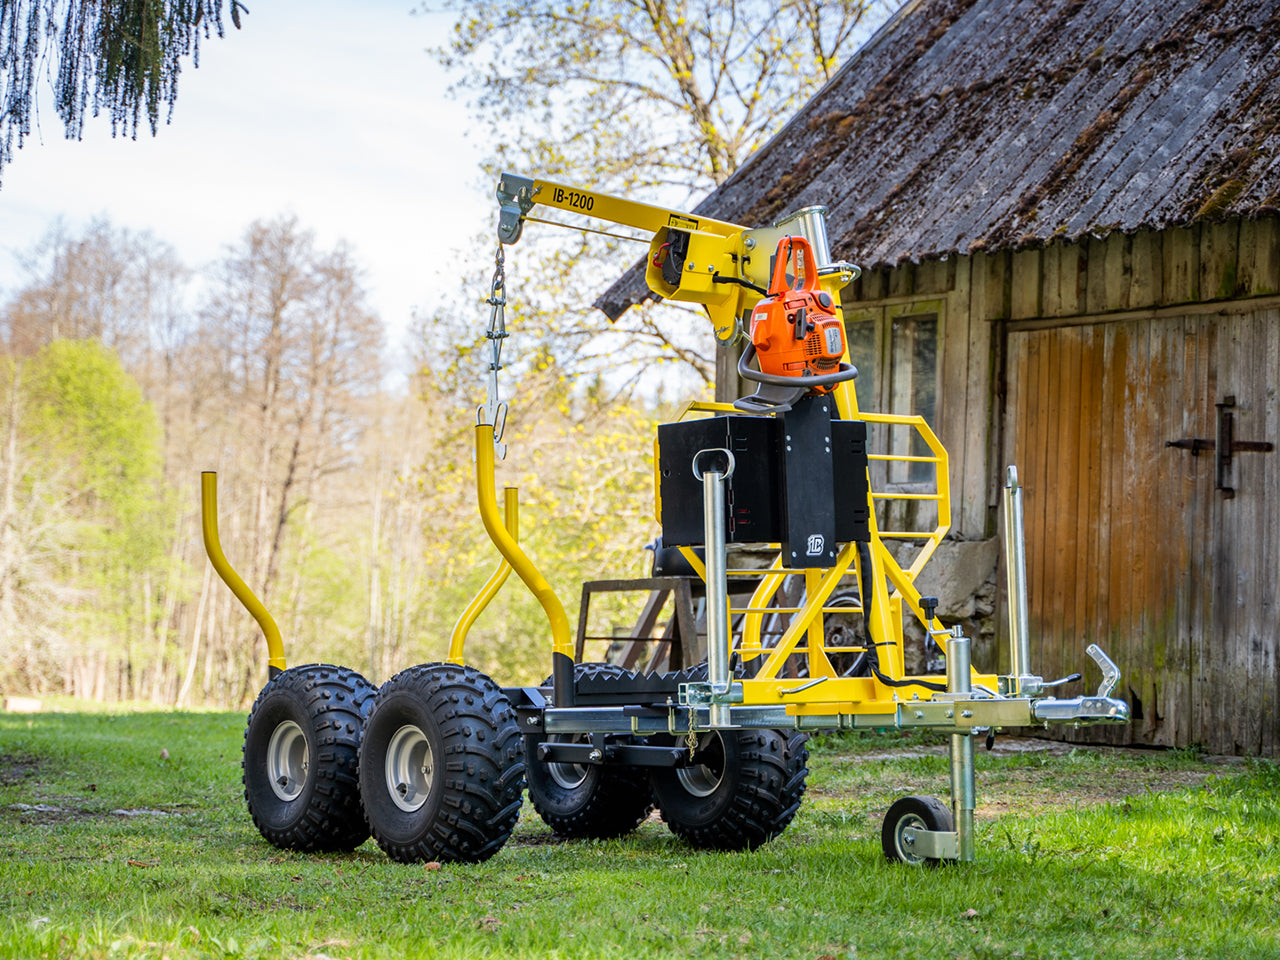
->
[{"left": 1031, "top": 643, "right": 1129, "bottom": 725}]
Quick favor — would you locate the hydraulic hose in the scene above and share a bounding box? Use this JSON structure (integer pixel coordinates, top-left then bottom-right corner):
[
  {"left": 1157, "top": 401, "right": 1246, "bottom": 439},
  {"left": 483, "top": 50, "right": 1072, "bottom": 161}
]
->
[{"left": 857, "top": 540, "right": 946, "bottom": 693}]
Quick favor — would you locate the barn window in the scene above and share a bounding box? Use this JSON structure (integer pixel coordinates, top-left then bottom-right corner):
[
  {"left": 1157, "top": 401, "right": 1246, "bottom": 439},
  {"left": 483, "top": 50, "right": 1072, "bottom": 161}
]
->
[
  {"left": 842, "top": 300, "right": 943, "bottom": 485},
  {"left": 844, "top": 314, "right": 877, "bottom": 414},
  {"left": 889, "top": 313, "right": 938, "bottom": 482}
]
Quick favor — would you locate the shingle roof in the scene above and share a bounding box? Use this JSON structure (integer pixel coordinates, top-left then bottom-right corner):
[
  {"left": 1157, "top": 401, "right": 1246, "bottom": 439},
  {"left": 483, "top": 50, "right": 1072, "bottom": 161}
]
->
[{"left": 599, "top": 0, "right": 1280, "bottom": 319}]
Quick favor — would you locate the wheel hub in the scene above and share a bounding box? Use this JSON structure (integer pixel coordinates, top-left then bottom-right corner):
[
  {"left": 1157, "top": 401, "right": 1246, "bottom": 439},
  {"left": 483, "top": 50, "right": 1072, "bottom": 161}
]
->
[
  {"left": 894, "top": 813, "right": 928, "bottom": 863},
  {"left": 267, "top": 720, "right": 309, "bottom": 802},
  {"left": 545, "top": 734, "right": 591, "bottom": 790},
  {"left": 386, "top": 724, "right": 434, "bottom": 813},
  {"left": 676, "top": 732, "right": 726, "bottom": 797}
]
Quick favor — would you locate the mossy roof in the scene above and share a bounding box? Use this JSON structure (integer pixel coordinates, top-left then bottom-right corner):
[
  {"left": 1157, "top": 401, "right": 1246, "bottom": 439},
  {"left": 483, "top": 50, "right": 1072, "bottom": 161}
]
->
[{"left": 599, "top": 0, "right": 1280, "bottom": 319}]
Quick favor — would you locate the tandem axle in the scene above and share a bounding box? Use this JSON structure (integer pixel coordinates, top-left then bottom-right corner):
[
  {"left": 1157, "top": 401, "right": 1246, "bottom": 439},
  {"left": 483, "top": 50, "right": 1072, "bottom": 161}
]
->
[{"left": 204, "top": 175, "right": 1129, "bottom": 868}]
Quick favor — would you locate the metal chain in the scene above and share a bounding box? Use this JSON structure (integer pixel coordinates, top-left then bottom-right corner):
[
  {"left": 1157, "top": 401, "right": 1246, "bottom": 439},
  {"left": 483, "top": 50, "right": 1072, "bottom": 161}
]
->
[
  {"left": 479, "top": 242, "right": 510, "bottom": 459},
  {"left": 685, "top": 706, "right": 698, "bottom": 761}
]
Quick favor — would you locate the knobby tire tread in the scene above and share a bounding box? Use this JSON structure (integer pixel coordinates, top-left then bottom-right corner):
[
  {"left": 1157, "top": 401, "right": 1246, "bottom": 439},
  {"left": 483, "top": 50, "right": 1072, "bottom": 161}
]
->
[
  {"left": 525, "top": 662, "right": 654, "bottom": 839},
  {"left": 360, "top": 663, "right": 524, "bottom": 864},
  {"left": 653, "top": 727, "right": 809, "bottom": 851},
  {"left": 243, "top": 663, "right": 376, "bottom": 852}
]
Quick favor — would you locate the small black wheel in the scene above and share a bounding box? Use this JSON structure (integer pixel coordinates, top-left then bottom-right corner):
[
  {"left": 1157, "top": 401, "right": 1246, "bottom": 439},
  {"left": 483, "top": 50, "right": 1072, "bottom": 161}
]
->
[
  {"left": 242, "top": 663, "right": 376, "bottom": 852},
  {"left": 882, "top": 795, "right": 954, "bottom": 865},
  {"left": 525, "top": 664, "right": 653, "bottom": 839},
  {"left": 650, "top": 727, "right": 807, "bottom": 851},
  {"left": 359, "top": 663, "right": 524, "bottom": 864}
]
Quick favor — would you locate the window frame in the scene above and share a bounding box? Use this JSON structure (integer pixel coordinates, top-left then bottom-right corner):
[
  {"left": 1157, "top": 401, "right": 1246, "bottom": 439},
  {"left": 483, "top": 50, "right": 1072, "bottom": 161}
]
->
[{"left": 842, "top": 296, "right": 947, "bottom": 490}]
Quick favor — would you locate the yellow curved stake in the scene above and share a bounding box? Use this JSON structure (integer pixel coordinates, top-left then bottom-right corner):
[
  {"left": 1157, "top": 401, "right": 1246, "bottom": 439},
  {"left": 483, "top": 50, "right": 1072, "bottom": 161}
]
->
[
  {"left": 448, "top": 487, "right": 519, "bottom": 664},
  {"left": 474, "top": 424, "right": 573, "bottom": 659},
  {"left": 200, "top": 472, "right": 287, "bottom": 675}
]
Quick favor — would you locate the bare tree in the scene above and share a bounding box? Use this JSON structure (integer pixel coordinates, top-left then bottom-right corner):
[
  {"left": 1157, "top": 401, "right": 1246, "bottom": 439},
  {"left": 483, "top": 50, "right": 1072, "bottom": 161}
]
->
[
  {"left": 426, "top": 0, "right": 902, "bottom": 391},
  {"left": 0, "top": 362, "right": 79, "bottom": 692},
  {"left": 3, "top": 220, "right": 191, "bottom": 378},
  {"left": 195, "top": 219, "right": 385, "bottom": 702},
  {"left": 432, "top": 0, "right": 898, "bottom": 195}
]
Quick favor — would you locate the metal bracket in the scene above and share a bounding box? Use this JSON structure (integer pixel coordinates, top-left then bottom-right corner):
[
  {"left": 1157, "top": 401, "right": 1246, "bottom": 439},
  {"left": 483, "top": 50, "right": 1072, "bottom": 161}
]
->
[
  {"left": 998, "top": 674, "right": 1045, "bottom": 697},
  {"left": 900, "top": 827, "right": 958, "bottom": 860},
  {"left": 1164, "top": 437, "right": 1214, "bottom": 455},
  {"left": 1032, "top": 695, "right": 1129, "bottom": 725},
  {"left": 678, "top": 681, "right": 744, "bottom": 707},
  {"left": 496, "top": 174, "right": 537, "bottom": 245},
  {"left": 535, "top": 740, "right": 686, "bottom": 768}
]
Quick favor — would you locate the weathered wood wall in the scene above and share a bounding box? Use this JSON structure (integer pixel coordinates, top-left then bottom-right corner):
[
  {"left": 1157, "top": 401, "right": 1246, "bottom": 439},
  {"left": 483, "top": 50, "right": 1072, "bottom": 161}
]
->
[
  {"left": 1005, "top": 311, "right": 1278, "bottom": 755},
  {"left": 843, "top": 215, "right": 1280, "bottom": 755}
]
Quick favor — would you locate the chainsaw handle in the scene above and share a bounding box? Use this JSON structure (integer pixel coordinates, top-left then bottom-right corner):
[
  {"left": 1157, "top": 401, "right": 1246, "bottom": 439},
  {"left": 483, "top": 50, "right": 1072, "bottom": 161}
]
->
[
  {"left": 768, "top": 236, "right": 820, "bottom": 297},
  {"left": 737, "top": 341, "right": 857, "bottom": 388}
]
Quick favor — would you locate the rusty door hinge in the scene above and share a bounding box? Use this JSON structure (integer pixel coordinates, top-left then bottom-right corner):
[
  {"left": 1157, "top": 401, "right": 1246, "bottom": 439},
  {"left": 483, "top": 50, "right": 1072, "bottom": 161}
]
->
[{"left": 1165, "top": 396, "right": 1274, "bottom": 498}]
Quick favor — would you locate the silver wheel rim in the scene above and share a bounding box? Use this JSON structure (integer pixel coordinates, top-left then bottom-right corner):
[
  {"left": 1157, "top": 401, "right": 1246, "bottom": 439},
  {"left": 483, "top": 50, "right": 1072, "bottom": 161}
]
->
[
  {"left": 676, "top": 732, "right": 725, "bottom": 797},
  {"left": 546, "top": 735, "right": 590, "bottom": 790},
  {"left": 895, "top": 813, "right": 927, "bottom": 863},
  {"left": 267, "top": 720, "right": 309, "bottom": 802},
  {"left": 386, "top": 724, "right": 434, "bottom": 813}
]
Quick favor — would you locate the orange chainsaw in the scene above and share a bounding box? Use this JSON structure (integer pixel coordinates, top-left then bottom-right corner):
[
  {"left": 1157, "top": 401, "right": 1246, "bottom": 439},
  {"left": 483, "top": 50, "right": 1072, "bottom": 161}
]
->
[{"left": 734, "top": 235, "right": 857, "bottom": 413}]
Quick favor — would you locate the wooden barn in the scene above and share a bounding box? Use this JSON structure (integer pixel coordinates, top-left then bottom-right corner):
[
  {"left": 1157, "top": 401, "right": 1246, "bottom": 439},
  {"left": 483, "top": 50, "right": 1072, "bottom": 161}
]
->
[{"left": 601, "top": 0, "right": 1280, "bottom": 755}]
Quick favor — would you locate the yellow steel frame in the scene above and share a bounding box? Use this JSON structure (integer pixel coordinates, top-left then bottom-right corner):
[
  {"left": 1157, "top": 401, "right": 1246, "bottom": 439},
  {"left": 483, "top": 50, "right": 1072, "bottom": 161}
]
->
[
  {"left": 460, "top": 174, "right": 1001, "bottom": 714},
  {"left": 448, "top": 486, "right": 518, "bottom": 664},
  {"left": 507, "top": 175, "right": 854, "bottom": 343},
  {"left": 666, "top": 407, "right": 999, "bottom": 712},
  {"left": 472, "top": 422, "right": 575, "bottom": 666},
  {"left": 518, "top": 176, "right": 751, "bottom": 340},
  {"left": 461, "top": 179, "right": 857, "bottom": 674},
  {"left": 202, "top": 169, "right": 986, "bottom": 707}
]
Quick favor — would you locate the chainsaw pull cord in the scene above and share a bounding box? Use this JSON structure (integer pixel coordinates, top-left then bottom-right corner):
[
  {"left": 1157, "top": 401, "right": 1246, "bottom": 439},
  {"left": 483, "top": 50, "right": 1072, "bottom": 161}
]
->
[{"left": 480, "top": 242, "right": 510, "bottom": 459}]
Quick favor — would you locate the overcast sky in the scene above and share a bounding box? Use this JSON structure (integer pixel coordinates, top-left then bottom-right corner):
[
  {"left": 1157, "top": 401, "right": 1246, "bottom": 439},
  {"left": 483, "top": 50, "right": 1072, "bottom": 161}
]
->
[{"left": 0, "top": 0, "right": 491, "bottom": 366}]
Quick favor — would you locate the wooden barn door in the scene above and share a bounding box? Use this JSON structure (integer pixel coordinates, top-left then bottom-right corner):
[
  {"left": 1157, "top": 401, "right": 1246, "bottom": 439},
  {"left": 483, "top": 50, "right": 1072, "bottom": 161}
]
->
[
  {"left": 1004, "top": 309, "right": 1278, "bottom": 755},
  {"left": 1197, "top": 313, "right": 1278, "bottom": 755}
]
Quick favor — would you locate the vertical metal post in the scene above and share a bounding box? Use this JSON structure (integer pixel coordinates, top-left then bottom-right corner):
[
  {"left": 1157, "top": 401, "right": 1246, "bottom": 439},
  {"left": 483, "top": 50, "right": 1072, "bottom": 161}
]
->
[
  {"left": 696, "top": 449, "right": 735, "bottom": 729},
  {"left": 946, "top": 628, "right": 976, "bottom": 862},
  {"left": 773, "top": 206, "right": 832, "bottom": 266},
  {"left": 1003, "top": 465, "right": 1032, "bottom": 690}
]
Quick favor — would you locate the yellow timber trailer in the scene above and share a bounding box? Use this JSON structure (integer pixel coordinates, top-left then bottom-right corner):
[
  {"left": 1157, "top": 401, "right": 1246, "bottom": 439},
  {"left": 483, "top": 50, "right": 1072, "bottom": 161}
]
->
[{"left": 203, "top": 174, "right": 1129, "bottom": 866}]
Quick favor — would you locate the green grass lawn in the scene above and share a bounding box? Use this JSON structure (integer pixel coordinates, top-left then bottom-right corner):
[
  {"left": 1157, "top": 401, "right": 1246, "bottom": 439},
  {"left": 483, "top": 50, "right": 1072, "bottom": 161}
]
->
[{"left": 0, "top": 710, "right": 1277, "bottom": 959}]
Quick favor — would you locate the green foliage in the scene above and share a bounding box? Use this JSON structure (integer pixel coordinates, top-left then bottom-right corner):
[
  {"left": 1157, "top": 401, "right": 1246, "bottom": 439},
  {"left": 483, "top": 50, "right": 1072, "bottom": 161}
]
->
[
  {"left": 0, "top": 339, "right": 169, "bottom": 695},
  {"left": 25, "top": 338, "right": 168, "bottom": 598},
  {"left": 287, "top": 542, "right": 369, "bottom": 668},
  {"left": 404, "top": 362, "right": 670, "bottom": 685},
  {"left": 1, "top": 215, "right": 393, "bottom": 706},
  {"left": 27, "top": 338, "right": 162, "bottom": 514}
]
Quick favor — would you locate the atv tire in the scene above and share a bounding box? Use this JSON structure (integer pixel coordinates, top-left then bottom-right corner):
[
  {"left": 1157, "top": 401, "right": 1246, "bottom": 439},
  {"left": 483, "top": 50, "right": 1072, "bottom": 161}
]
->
[
  {"left": 650, "top": 727, "right": 807, "bottom": 851},
  {"left": 525, "top": 663, "right": 654, "bottom": 839},
  {"left": 359, "top": 663, "right": 524, "bottom": 864},
  {"left": 242, "top": 663, "right": 376, "bottom": 852}
]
